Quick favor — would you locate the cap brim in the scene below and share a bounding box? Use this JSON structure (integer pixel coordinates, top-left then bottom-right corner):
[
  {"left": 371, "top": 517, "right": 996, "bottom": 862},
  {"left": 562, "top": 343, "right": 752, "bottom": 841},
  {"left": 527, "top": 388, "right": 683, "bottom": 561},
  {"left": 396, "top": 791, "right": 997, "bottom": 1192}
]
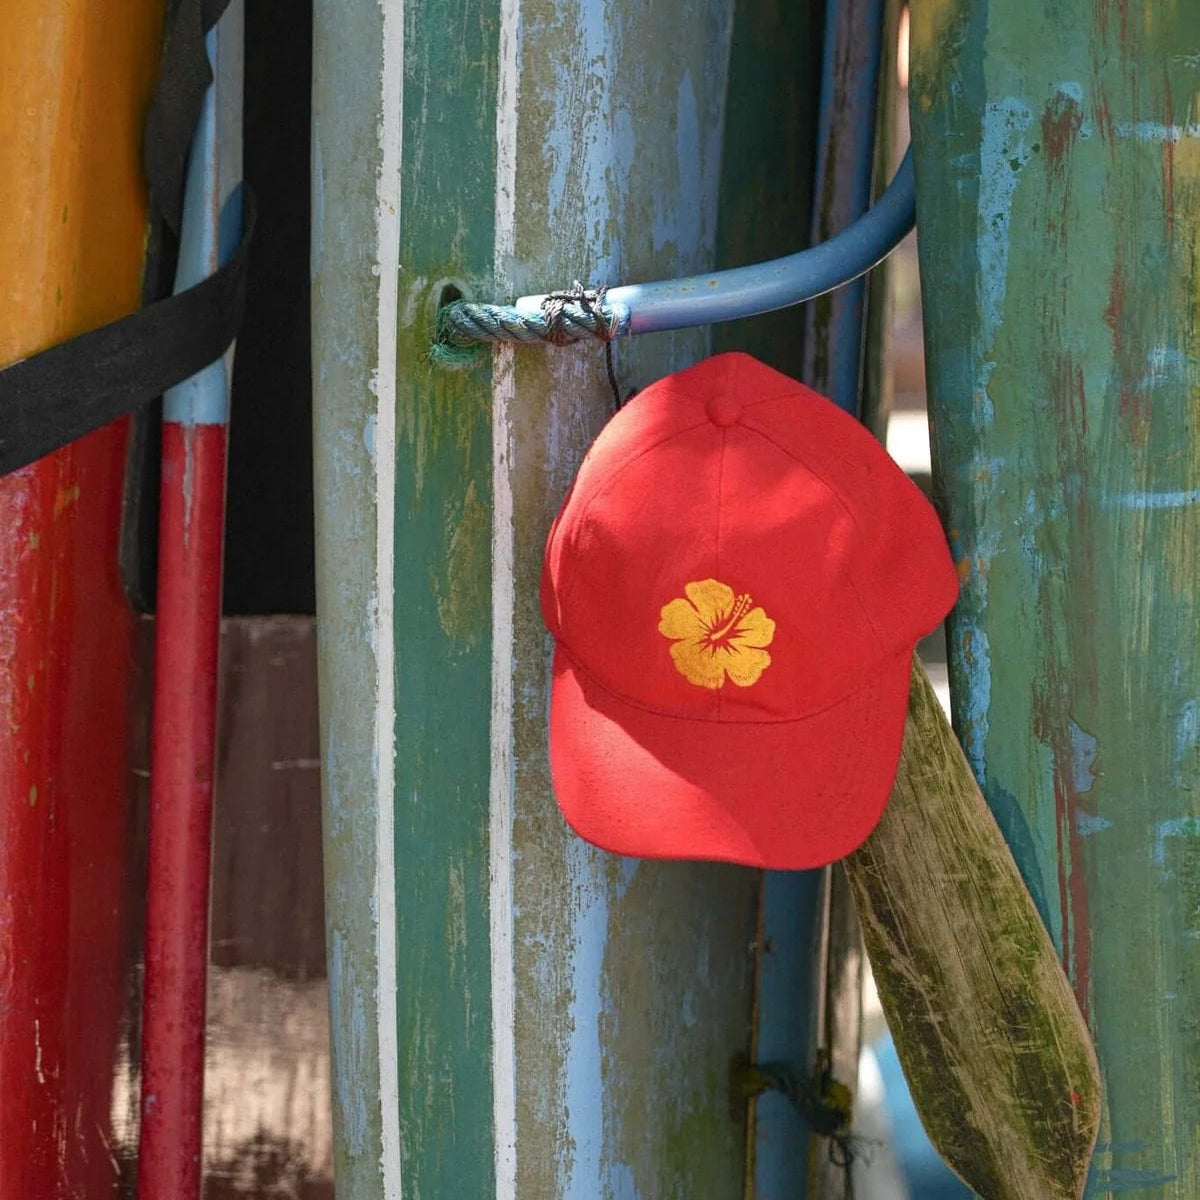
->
[{"left": 548, "top": 647, "right": 912, "bottom": 870}]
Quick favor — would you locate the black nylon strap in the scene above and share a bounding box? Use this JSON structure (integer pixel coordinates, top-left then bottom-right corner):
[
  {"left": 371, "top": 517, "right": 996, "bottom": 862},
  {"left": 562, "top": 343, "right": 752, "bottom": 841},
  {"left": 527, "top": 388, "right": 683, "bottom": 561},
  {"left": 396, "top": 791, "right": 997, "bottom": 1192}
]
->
[
  {"left": 0, "top": 187, "right": 255, "bottom": 476},
  {"left": 143, "top": 0, "right": 235, "bottom": 233}
]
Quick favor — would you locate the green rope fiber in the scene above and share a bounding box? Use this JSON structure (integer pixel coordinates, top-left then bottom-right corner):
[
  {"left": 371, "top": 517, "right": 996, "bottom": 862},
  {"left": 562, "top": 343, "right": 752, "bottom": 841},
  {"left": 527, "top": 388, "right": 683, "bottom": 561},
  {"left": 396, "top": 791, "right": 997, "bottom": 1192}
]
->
[
  {"left": 432, "top": 284, "right": 626, "bottom": 410},
  {"left": 434, "top": 284, "right": 625, "bottom": 350}
]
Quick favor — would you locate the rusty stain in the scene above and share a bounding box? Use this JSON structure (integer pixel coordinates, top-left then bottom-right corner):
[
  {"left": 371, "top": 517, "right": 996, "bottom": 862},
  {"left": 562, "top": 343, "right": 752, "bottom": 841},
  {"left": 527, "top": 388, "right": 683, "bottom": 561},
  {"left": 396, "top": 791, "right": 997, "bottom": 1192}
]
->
[
  {"left": 1051, "top": 355, "right": 1089, "bottom": 441},
  {"left": 1102, "top": 253, "right": 1151, "bottom": 442},
  {"left": 1041, "top": 91, "right": 1084, "bottom": 170},
  {"left": 1162, "top": 67, "right": 1176, "bottom": 238},
  {"left": 1032, "top": 686, "right": 1094, "bottom": 1022},
  {"left": 1107, "top": 251, "right": 1156, "bottom": 443},
  {"left": 1093, "top": 0, "right": 1131, "bottom": 51},
  {"left": 1091, "top": 89, "right": 1115, "bottom": 148},
  {"left": 956, "top": 557, "right": 972, "bottom": 583},
  {"left": 1103, "top": 254, "right": 1125, "bottom": 336},
  {"left": 1058, "top": 760, "right": 1093, "bottom": 1022}
]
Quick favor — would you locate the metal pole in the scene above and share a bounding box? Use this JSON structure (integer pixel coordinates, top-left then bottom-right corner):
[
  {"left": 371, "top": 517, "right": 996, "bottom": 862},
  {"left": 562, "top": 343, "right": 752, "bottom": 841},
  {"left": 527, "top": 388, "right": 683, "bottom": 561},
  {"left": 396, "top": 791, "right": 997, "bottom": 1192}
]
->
[{"left": 138, "top": 9, "right": 243, "bottom": 1197}]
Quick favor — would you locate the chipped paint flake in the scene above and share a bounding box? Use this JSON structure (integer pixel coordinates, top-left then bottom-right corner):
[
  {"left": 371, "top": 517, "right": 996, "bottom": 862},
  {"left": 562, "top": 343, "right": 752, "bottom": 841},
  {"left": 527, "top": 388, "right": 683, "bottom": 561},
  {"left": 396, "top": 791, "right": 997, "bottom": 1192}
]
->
[
  {"left": 975, "top": 98, "right": 1034, "bottom": 421},
  {"left": 34, "top": 1018, "right": 46, "bottom": 1084},
  {"left": 1102, "top": 489, "right": 1200, "bottom": 510},
  {"left": 1068, "top": 720, "right": 1098, "bottom": 794},
  {"left": 1153, "top": 817, "right": 1200, "bottom": 874},
  {"left": 950, "top": 618, "right": 992, "bottom": 784},
  {"left": 1075, "top": 813, "right": 1111, "bottom": 837}
]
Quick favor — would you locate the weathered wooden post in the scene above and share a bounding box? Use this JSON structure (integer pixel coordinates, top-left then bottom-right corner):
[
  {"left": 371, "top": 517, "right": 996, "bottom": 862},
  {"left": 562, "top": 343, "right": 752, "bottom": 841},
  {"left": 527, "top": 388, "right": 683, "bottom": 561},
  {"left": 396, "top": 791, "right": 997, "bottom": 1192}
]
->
[
  {"left": 912, "top": 1, "right": 1200, "bottom": 1194},
  {"left": 312, "top": 2, "right": 815, "bottom": 1196}
]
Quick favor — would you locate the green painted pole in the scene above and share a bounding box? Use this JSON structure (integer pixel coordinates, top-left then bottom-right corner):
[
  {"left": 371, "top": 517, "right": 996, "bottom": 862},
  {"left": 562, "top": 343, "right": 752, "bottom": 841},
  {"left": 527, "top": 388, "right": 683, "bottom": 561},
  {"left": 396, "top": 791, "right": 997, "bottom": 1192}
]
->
[
  {"left": 911, "top": 1, "right": 1200, "bottom": 1195},
  {"left": 313, "top": 2, "right": 767, "bottom": 1196}
]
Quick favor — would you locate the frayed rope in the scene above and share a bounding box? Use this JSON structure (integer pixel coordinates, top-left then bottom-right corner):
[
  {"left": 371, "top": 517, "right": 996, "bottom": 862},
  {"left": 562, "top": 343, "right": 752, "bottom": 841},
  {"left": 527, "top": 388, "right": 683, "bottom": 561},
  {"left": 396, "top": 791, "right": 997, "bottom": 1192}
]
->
[
  {"left": 436, "top": 284, "right": 624, "bottom": 347},
  {"left": 434, "top": 281, "right": 625, "bottom": 410}
]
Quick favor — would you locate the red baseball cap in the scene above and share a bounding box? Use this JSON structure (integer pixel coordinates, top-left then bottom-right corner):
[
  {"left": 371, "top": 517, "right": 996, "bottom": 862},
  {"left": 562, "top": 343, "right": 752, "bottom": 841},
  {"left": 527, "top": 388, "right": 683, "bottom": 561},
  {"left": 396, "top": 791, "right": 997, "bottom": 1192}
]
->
[{"left": 540, "top": 351, "right": 958, "bottom": 870}]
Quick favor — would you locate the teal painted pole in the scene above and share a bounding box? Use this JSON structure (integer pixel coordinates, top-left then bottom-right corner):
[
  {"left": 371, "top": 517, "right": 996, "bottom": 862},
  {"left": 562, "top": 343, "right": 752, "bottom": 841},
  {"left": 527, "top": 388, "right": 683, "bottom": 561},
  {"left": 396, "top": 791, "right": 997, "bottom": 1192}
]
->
[
  {"left": 314, "top": 3, "right": 761, "bottom": 1198},
  {"left": 911, "top": 1, "right": 1200, "bottom": 1195}
]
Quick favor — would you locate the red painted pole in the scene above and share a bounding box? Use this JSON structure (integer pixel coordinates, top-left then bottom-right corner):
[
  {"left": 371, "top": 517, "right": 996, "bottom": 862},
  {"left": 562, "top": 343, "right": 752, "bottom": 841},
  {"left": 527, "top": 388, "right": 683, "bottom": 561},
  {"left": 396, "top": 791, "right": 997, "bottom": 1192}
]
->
[
  {"left": 139, "top": 424, "right": 228, "bottom": 1199},
  {"left": 137, "top": 13, "right": 241, "bottom": 1197},
  {"left": 0, "top": 5, "right": 160, "bottom": 1195}
]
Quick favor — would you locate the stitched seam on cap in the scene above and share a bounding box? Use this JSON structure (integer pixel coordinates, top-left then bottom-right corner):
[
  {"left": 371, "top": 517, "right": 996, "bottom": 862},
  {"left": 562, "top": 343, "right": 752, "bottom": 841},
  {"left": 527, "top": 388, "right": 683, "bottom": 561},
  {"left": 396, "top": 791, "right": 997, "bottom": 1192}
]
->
[
  {"left": 738, "top": 420, "right": 887, "bottom": 646},
  {"left": 555, "top": 643, "right": 904, "bottom": 726},
  {"left": 556, "top": 415, "right": 712, "bottom": 620},
  {"left": 654, "top": 376, "right": 796, "bottom": 415},
  {"left": 717, "top": 352, "right": 807, "bottom": 412}
]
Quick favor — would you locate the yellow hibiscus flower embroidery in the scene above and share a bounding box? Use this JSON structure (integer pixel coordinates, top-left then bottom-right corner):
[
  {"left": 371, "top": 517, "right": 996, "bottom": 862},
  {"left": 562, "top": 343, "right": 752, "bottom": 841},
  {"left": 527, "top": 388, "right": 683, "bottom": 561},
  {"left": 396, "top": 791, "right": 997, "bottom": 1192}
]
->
[{"left": 658, "top": 579, "right": 776, "bottom": 689}]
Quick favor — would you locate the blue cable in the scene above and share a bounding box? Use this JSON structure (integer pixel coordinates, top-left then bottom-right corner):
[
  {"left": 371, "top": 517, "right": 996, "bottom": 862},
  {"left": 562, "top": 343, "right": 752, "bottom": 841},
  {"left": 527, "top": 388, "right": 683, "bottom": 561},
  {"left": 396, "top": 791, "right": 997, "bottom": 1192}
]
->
[{"left": 437, "top": 146, "right": 914, "bottom": 346}]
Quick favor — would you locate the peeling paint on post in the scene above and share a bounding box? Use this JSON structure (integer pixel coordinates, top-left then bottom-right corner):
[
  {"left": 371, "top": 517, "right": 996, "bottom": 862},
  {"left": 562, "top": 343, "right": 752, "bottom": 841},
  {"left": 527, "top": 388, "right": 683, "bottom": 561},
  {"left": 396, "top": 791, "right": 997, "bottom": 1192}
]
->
[
  {"left": 912, "top": 1, "right": 1200, "bottom": 1194},
  {"left": 311, "top": 0, "right": 405, "bottom": 1193},
  {"left": 315, "top": 2, "right": 776, "bottom": 1197},
  {"left": 501, "top": 4, "right": 759, "bottom": 1197}
]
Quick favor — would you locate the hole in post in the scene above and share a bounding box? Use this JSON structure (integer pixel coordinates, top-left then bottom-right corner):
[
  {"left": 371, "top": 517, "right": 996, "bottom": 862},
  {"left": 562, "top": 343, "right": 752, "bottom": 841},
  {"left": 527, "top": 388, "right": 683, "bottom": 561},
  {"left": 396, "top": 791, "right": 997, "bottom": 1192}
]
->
[{"left": 430, "top": 280, "right": 480, "bottom": 367}]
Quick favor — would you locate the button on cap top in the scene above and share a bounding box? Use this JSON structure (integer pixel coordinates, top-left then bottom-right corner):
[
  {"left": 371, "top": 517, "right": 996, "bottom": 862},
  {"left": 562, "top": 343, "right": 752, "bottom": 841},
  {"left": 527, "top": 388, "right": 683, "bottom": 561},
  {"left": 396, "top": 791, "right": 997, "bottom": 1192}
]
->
[{"left": 706, "top": 392, "right": 743, "bottom": 427}]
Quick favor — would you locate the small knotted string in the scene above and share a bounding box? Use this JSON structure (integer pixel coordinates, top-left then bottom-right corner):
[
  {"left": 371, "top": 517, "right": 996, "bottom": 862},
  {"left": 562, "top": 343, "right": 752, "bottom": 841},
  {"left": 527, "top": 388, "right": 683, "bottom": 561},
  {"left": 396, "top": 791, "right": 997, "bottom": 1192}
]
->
[
  {"left": 730, "top": 1054, "right": 870, "bottom": 1198},
  {"left": 541, "top": 282, "right": 622, "bottom": 411}
]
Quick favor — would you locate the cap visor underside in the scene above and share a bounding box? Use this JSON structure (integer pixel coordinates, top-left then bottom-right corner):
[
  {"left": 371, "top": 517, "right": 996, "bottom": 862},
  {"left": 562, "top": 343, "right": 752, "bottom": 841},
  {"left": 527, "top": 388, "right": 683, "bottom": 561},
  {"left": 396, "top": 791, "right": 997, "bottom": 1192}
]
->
[{"left": 547, "top": 647, "right": 913, "bottom": 870}]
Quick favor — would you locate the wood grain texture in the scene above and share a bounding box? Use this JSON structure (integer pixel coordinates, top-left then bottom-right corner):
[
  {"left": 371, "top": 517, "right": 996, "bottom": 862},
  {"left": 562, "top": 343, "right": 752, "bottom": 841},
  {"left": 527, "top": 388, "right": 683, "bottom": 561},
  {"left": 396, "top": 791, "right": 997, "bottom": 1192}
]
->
[
  {"left": 501, "top": 5, "right": 759, "bottom": 1198},
  {"left": 204, "top": 619, "right": 333, "bottom": 1199},
  {"left": 845, "top": 656, "right": 1101, "bottom": 1200},
  {"left": 911, "top": 1, "right": 1200, "bottom": 1193},
  {"left": 211, "top": 619, "right": 327, "bottom": 983},
  {"left": 311, "top": 0, "right": 405, "bottom": 1193}
]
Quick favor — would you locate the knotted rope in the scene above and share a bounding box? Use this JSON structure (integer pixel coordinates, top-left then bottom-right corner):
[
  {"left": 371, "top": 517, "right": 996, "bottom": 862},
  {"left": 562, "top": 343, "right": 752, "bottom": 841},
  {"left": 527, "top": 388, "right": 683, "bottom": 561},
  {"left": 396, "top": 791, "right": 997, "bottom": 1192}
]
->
[
  {"left": 433, "top": 282, "right": 626, "bottom": 410},
  {"left": 436, "top": 284, "right": 625, "bottom": 347}
]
